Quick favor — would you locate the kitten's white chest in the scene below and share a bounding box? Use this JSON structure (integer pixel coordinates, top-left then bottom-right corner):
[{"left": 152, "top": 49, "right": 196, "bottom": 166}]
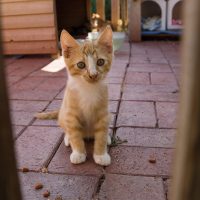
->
[
  {"left": 78, "top": 82, "right": 102, "bottom": 118},
  {"left": 68, "top": 77, "right": 104, "bottom": 121}
]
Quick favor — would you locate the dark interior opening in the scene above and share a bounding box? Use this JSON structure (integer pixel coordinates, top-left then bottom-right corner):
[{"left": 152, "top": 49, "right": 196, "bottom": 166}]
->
[
  {"left": 141, "top": 1, "right": 162, "bottom": 31},
  {"left": 142, "top": 1, "right": 161, "bottom": 18},
  {"left": 172, "top": 1, "right": 182, "bottom": 20},
  {"left": 55, "top": 0, "right": 90, "bottom": 38}
]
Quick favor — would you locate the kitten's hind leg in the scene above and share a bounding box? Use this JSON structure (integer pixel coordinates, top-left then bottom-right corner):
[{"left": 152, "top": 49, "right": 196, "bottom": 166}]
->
[
  {"left": 107, "top": 134, "right": 111, "bottom": 145},
  {"left": 64, "top": 134, "right": 70, "bottom": 146}
]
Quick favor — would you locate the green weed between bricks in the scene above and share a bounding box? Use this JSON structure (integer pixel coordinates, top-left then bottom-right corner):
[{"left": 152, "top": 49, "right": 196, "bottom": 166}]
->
[{"left": 110, "top": 136, "right": 127, "bottom": 147}]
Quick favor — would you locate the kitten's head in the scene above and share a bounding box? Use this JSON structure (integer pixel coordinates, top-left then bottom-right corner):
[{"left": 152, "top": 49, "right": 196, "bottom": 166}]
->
[{"left": 60, "top": 26, "right": 113, "bottom": 83}]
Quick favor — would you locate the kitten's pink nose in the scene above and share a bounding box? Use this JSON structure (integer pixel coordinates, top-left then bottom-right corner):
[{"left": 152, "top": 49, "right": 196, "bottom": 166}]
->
[{"left": 89, "top": 73, "right": 98, "bottom": 79}]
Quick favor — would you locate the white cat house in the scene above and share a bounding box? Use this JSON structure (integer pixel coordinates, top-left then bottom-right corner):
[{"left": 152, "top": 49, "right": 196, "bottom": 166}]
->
[
  {"left": 167, "top": 0, "right": 183, "bottom": 29},
  {"left": 141, "top": 0, "right": 166, "bottom": 31}
]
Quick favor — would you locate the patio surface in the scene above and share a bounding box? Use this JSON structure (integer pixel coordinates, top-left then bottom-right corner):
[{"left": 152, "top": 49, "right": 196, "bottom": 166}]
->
[{"left": 6, "top": 41, "right": 180, "bottom": 200}]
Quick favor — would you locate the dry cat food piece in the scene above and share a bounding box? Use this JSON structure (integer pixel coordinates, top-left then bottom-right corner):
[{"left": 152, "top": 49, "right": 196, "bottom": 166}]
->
[
  {"left": 41, "top": 167, "right": 48, "bottom": 173},
  {"left": 55, "top": 196, "right": 63, "bottom": 200},
  {"left": 22, "top": 167, "right": 29, "bottom": 173},
  {"left": 43, "top": 190, "right": 50, "bottom": 198},
  {"left": 34, "top": 182, "right": 43, "bottom": 190},
  {"left": 148, "top": 156, "right": 156, "bottom": 164}
]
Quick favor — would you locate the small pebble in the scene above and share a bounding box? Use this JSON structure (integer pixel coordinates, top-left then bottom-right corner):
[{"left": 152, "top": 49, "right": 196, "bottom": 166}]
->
[
  {"left": 172, "top": 89, "right": 179, "bottom": 94},
  {"left": 22, "top": 167, "right": 29, "bottom": 173},
  {"left": 149, "top": 156, "right": 156, "bottom": 164},
  {"left": 34, "top": 182, "right": 43, "bottom": 190},
  {"left": 43, "top": 190, "right": 50, "bottom": 198}
]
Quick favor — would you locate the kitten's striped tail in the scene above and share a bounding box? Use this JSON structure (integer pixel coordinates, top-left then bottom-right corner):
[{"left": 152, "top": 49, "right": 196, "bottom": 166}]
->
[{"left": 35, "top": 110, "right": 59, "bottom": 120}]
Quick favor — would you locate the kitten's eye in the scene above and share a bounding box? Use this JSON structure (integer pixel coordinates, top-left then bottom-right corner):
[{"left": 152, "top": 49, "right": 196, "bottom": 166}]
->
[
  {"left": 97, "top": 58, "right": 105, "bottom": 66},
  {"left": 77, "top": 62, "right": 85, "bottom": 69}
]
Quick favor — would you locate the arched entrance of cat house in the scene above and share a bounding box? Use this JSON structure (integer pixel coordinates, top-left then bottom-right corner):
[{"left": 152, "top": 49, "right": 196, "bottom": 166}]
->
[
  {"left": 55, "top": 0, "right": 89, "bottom": 39},
  {"left": 141, "top": 0, "right": 166, "bottom": 32},
  {"left": 167, "top": 0, "right": 183, "bottom": 30}
]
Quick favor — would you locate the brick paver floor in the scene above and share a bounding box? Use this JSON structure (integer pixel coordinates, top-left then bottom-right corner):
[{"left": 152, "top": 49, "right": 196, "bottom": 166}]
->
[{"left": 5, "top": 41, "right": 180, "bottom": 200}]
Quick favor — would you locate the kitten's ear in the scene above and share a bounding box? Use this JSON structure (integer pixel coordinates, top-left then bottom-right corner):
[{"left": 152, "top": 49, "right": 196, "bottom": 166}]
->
[
  {"left": 60, "top": 30, "right": 79, "bottom": 58},
  {"left": 97, "top": 25, "right": 113, "bottom": 53}
]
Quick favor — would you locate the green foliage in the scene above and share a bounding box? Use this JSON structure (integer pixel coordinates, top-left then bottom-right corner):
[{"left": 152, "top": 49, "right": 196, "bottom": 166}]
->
[
  {"left": 110, "top": 135, "right": 127, "bottom": 147},
  {"left": 91, "top": 0, "right": 111, "bottom": 20},
  {"left": 91, "top": 0, "right": 96, "bottom": 13},
  {"left": 105, "top": 0, "right": 111, "bottom": 20}
]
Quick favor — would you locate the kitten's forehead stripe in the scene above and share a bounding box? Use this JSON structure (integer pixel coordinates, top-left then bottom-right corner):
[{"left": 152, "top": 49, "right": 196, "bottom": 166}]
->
[{"left": 81, "top": 41, "right": 96, "bottom": 56}]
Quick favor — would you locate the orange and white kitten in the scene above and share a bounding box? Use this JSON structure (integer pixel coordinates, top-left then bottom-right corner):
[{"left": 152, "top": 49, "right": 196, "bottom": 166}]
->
[{"left": 57, "top": 26, "right": 113, "bottom": 166}]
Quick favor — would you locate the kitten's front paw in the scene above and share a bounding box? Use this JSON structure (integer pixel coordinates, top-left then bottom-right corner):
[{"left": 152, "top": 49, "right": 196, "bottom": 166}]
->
[
  {"left": 70, "top": 151, "right": 86, "bottom": 164},
  {"left": 93, "top": 153, "right": 111, "bottom": 166}
]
